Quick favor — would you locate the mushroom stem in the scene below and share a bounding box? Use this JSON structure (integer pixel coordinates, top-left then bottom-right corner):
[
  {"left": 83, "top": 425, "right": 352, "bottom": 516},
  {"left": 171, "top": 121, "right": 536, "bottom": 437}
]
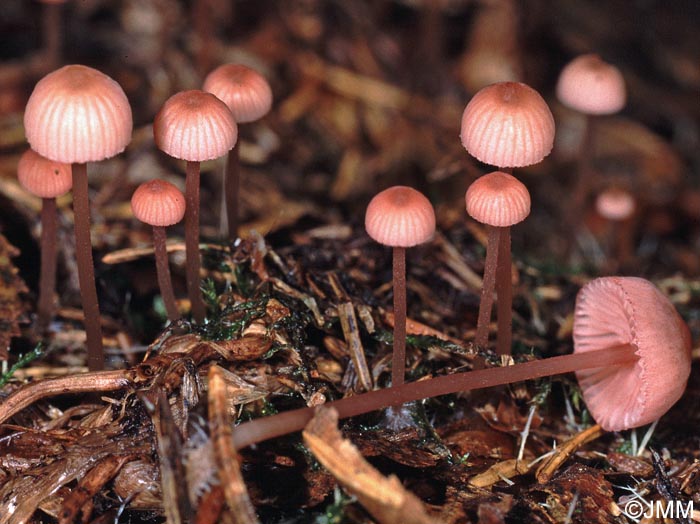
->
[
  {"left": 224, "top": 142, "right": 240, "bottom": 240},
  {"left": 392, "top": 246, "right": 407, "bottom": 386},
  {"left": 570, "top": 116, "right": 596, "bottom": 227},
  {"left": 72, "top": 162, "right": 104, "bottom": 372},
  {"left": 152, "top": 226, "right": 179, "bottom": 322},
  {"left": 42, "top": 1, "right": 62, "bottom": 69},
  {"left": 37, "top": 197, "right": 57, "bottom": 334},
  {"left": 185, "top": 160, "right": 205, "bottom": 323},
  {"left": 475, "top": 226, "right": 501, "bottom": 347},
  {"left": 232, "top": 343, "right": 638, "bottom": 450},
  {"left": 495, "top": 227, "right": 512, "bottom": 355}
]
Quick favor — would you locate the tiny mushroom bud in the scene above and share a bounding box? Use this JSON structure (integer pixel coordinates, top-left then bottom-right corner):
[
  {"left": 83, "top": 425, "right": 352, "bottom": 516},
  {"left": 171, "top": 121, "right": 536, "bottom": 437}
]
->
[
  {"left": 227, "top": 278, "right": 689, "bottom": 449},
  {"left": 203, "top": 64, "right": 273, "bottom": 239},
  {"left": 466, "top": 171, "right": 530, "bottom": 355},
  {"left": 24, "top": 64, "right": 133, "bottom": 371},
  {"left": 595, "top": 187, "right": 637, "bottom": 273},
  {"left": 17, "top": 149, "right": 72, "bottom": 333},
  {"left": 131, "top": 180, "right": 186, "bottom": 322},
  {"left": 365, "top": 186, "right": 436, "bottom": 386},
  {"left": 460, "top": 82, "right": 555, "bottom": 169},
  {"left": 573, "top": 277, "right": 691, "bottom": 431},
  {"left": 153, "top": 90, "right": 237, "bottom": 323}
]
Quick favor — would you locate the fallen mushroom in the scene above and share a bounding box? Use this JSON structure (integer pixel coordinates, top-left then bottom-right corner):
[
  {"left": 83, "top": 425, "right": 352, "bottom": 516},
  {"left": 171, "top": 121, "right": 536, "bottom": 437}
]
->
[{"left": 230, "top": 277, "right": 690, "bottom": 448}]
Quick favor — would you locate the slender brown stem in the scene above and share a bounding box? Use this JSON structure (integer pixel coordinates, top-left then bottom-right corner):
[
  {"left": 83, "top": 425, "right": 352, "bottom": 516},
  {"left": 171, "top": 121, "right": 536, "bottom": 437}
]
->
[
  {"left": 225, "top": 142, "right": 240, "bottom": 240},
  {"left": 72, "top": 163, "right": 104, "bottom": 371},
  {"left": 496, "top": 227, "right": 512, "bottom": 356},
  {"left": 572, "top": 116, "right": 595, "bottom": 211},
  {"left": 193, "top": 0, "right": 214, "bottom": 78},
  {"left": 185, "top": 161, "right": 205, "bottom": 323},
  {"left": 152, "top": 226, "right": 179, "bottom": 322},
  {"left": 475, "top": 226, "right": 501, "bottom": 347},
  {"left": 392, "top": 246, "right": 407, "bottom": 386},
  {"left": 232, "top": 344, "right": 637, "bottom": 450},
  {"left": 42, "top": 2, "right": 62, "bottom": 69},
  {"left": 37, "top": 197, "right": 57, "bottom": 334}
]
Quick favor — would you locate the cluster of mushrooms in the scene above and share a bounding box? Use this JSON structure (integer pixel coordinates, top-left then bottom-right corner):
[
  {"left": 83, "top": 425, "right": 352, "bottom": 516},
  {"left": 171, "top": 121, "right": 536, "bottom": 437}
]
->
[{"left": 11, "top": 55, "right": 692, "bottom": 454}]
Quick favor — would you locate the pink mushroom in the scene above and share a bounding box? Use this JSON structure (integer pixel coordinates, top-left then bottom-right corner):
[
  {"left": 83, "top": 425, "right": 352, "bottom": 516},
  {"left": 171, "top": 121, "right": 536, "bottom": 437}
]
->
[
  {"left": 153, "top": 90, "right": 237, "bottom": 323},
  {"left": 365, "top": 186, "right": 436, "bottom": 386},
  {"left": 24, "top": 65, "right": 133, "bottom": 371},
  {"left": 203, "top": 64, "right": 273, "bottom": 239},
  {"left": 131, "top": 180, "right": 186, "bottom": 323},
  {"left": 17, "top": 149, "right": 72, "bottom": 333},
  {"left": 225, "top": 277, "right": 690, "bottom": 448}
]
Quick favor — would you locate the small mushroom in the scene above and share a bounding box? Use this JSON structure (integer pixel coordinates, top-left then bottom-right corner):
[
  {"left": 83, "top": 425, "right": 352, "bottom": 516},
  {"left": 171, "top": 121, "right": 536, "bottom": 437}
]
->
[
  {"left": 24, "top": 64, "right": 133, "bottom": 371},
  {"left": 153, "top": 90, "right": 237, "bottom": 323},
  {"left": 595, "top": 187, "right": 636, "bottom": 271},
  {"left": 131, "top": 180, "right": 186, "bottom": 322},
  {"left": 17, "top": 149, "right": 72, "bottom": 333},
  {"left": 365, "top": 186, "right": 436, "bottom": 386},
  {"left": 465, "top": 171, "right": 530, "bottom": 355},
  {"left": 556, "top": 54, "right": 626, "bottom": 223},
  {"left": 203, "top": 64, "right": 273, "bottom": 239}
]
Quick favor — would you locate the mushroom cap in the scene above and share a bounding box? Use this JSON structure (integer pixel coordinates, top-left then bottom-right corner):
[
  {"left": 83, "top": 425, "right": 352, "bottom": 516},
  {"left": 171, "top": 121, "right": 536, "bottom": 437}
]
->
[
  {"left": 203, "top": 64, "right": 273, "bottom": 123},
  {"left": 24, "top": 65, "right": 133, "bottom": 164},
  {"left": 153, "top": 90, "right": 238, "bottom": 162},
  {"left": 556, "top": 54, "right": 626, "bottom": 115},
  {"left": 131, "top": 179, "right": 186, "bottom": 227},
  {"left": 595, "top": 188, "right": 635, "bottom": 221},
  {"left": 460, "top": 82, "right": 555, "bottom": 168},
  {"left": 365, "top": 186, "right": 436, "bottom": 247},
  {"left": 465, "top": 171, "right": 531, "bottom": 227},
  {"left": 573, "top": 277, "right": 691, "bottom": 431},
  {"left": 17, "top": 148, "right": 72, "bottom": 199}
]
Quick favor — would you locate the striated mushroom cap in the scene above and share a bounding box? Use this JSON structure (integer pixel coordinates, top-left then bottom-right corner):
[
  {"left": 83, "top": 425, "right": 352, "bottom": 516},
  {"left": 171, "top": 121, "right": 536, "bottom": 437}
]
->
[
  {"left": 573, "top": 277, "right": 691, "bottom": 431},
  {"left": 154, "top": 90, "right": 238, "bottom": 162},
  {"left": 365, "top": 186, "right": 436, "bottom": 248},
  {"left": 557, "top": 54, "right": 626, "bottom": 115},
  {"left": 203, "top": 64, "right": 273, "bottom": 123},
  {"left": 17, "top": 148, "right": 72, "bottom": 199},
  {"left": 131, "top": 179, "right": 186, "bottom": 227},
  {"left": 465, "top": 171, "right": 530, "bottom": 227},
  {"left": 24, "top": 65, "right": 133, "bottom": 164},
  {"left": 460, "top": 82, "right": 555, "bottom": 168}
]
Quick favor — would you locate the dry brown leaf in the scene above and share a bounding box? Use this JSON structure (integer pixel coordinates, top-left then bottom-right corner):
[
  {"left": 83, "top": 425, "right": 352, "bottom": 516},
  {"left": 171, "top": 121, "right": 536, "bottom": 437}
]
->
[
  {"left": 303, "top": 406, "right": 443, "bottom": 524},
  {"left": 0, "top": 234, "right": 27, "bottom": 360}
]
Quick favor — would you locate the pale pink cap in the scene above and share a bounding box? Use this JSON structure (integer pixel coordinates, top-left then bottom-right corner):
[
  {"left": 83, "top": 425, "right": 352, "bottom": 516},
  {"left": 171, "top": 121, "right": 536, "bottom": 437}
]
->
[
  {"left": 460, "top": 82, "right": 555, "bottom": 168},
  {"left": 24, "top": 65, "right": 133, "bottom": 164},
  {"left": 573, "top": 277, "right": 691, "bottom": 431},
  {"left": 465, "top": 171, "right": 530, "bottom": 227},
  {"left": 365, "top": 186, "right": 435, "bottom": 247},
  {"left": 17, "top": 148, "right": 72, "bottom": 198},
  {"left": 556, "top": 54, "right": 626, "bottom": 115},
  {"left": 203, "top": 64, "right": 273, "bottom": 123},
  {"left": 131, "top": 179, "right": 186, "bottom": 227},
  {"left": 154, "top": 90, "right": 238, "bottom": 162},
  {"left": 595, "top": 188, "right": 635, "bottom": 221}
]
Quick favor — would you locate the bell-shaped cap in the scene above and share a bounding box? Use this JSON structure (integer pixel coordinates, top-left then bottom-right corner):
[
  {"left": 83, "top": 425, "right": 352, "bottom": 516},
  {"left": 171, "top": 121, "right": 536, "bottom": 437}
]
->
[
  {"left": 24, "top": 65, "right": 133, "bottom": 164},
  {"left": 131, "top": 179, "right": 186, "bottom": 227},
  {"left": 17, "top": 148, "right": 72, "bottom": 199},
  {"left": 203, "top": 64, "right": 273, "bottom": 123},
  {"left": 460, "top": 82, "right": 555, "bottom": 168},
  {"left": 153, "top": 90, "right": 238, "bottom": 162},
  {"left": 365, "top": 186, "right": 436, "bottom": 248},
  {"left": 573, "top": 277, "right": 691, "bottom": 431},
  {"left": 557, "top": 54, "right": 626, "bottom": 115},
  {"left": 465, "top": 171, "right": 530, "bottom": 227}
]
